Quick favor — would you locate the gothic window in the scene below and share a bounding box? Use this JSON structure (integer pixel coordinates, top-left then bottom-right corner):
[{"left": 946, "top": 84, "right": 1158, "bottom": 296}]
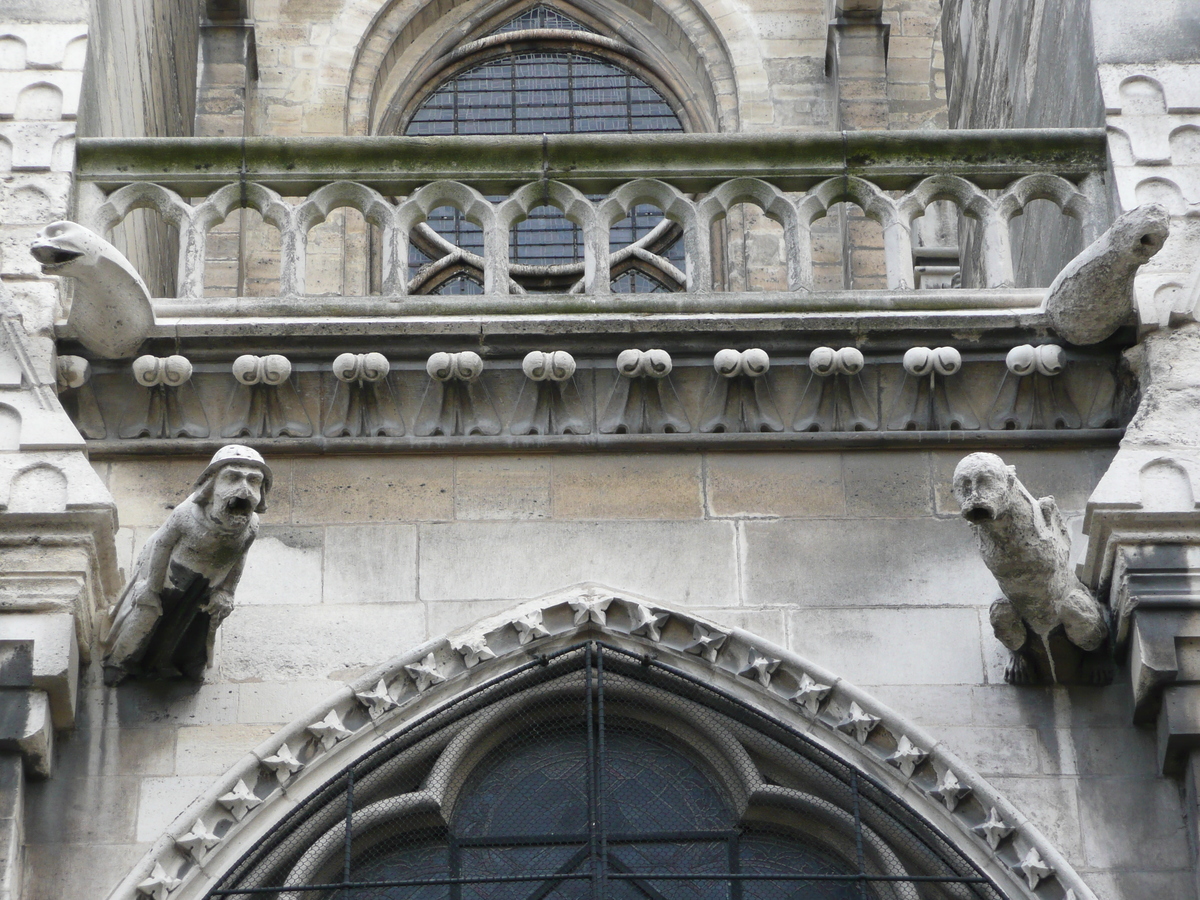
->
[
  {"left": 208, "top": 644, "right": 1006, "bottom": 900},
  {"left": 401, "top": 5, "right": 687, "bottom": 295}
]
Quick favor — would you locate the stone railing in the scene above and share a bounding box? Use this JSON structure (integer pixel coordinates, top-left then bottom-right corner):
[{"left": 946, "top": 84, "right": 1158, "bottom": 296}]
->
[{"left": 73, "top": 129, "right": 1107, "bottom": 305}]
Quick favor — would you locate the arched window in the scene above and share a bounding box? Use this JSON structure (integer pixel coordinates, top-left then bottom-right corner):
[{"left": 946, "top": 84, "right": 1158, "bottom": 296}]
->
[
  {"left": 399, "top": 5, "right": 687, "bottom": 295},
  {"left": 209, "top": 644, "right": 1005, "bottom": 900}
]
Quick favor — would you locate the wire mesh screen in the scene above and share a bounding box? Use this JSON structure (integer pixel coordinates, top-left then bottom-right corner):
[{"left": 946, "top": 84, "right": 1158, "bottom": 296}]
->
[{"left": 208, "top": 644, "right": 1006, "bottom": 900}]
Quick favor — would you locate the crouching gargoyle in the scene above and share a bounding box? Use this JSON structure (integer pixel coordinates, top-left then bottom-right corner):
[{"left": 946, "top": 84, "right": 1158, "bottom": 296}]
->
[
  {"left": 952, "top": 452, "right": 1111, "bottom": 685},
  {"left": 102, "top": 445, "right": 269, "bottom": 686}
]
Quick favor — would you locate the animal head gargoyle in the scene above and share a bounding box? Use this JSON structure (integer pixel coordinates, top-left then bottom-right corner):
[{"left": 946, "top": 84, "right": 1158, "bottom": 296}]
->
[
  {"left": 1043, "top": 203, "right": 1169, "bottom": 345},
  {"left": 30, "top": 220, "right": 154, "bottom": 359}
]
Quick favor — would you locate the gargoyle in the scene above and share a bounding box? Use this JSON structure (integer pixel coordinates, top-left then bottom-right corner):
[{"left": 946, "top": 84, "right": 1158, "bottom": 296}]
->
[
  {"left": 30, "top": 220, "right": 155, "bottom": 359},
  {"left": 102, "top": 445, "right": 270, "bottom": 685},
  {"left": 1043, "top": 203, "right": 1169, "bottom": 345},
  {"left": 952, "top": 452, "right": 1111, "bottom": 684}
]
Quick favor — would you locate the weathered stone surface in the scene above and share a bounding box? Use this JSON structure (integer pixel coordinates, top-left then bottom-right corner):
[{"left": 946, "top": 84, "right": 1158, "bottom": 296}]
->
[
  {"left": 236, "top": 527, "right": 323, "bottom": 605},
  {"left": 785, "top": 607, "right": 985, "bottom": 684},
  {"left": 134, "top": 775, "right": 213, "bottom": 842},
  {"left": 23, "top": 842, "right": 148, "bottom": 900},
  {"left": 988, "top": 776, "right": 1086, "bottom": 862},
  {"left": 454, "top": 457, "right": 550, "bottom": 520},
  {"left": 54, "top": 727, "right": 175, "bottom": 777},
  {"left": 289, "top": 456, "right": 454, "bottom": 522},
  {"left": 843, "top": 451, "right": 933, "bottom": 517},
  {"left": 1077, "top": 776, "right": 1190, "bottom": 868},
  {"left": 743, "top": 517, "right": 995, "bottom": 606},
  {"left": 322, "top": 524, "right": 417, "bottom": 603},
  {"left": 175, "top": 724, "right": 274, "bottom": 775},
  {"left": 418, "top": 521, "right": 738, "bottom": 604},
  {"left": 24, "top": 774, "right": 138, "bottom": 843},
  {"left": 237, "top": 681, "right": 343, "bottom": 725},
  {"left": 552, "top": 455, "right": 702, "bottom": 519},
  {"left": 218, "top": 603, "right": 425, "bottom": 680},
  {"left": 933, "top": 724, "right": 1041, "bottom": 775},
  {"left": 704, "top": 451, "right": 845, "bottom": 517}
]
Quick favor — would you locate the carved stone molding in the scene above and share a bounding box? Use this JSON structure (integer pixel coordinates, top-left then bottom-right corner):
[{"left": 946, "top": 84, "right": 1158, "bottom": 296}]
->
[
  {"left": 323, "top": 352, "right": 403, "bottom": 438},
  {"left": 795, "top": 346, "right": 875, "bottom": 432},
  {"left": 601, "top": 349, "right": 690, "bottom": 434},
  {"left": 70, "top": 345, "right": 1127, "bottom": 452},
  {"left": 416, "top": 351, "right": 500, "bottom": 436},
  {"left": 224, "top": 355, "right": 312, "bottom": 438},
  {"left": 103, "top": 584, "right": 1103, "bottom": 900},
  {"left": 700, "top": 348, "right": 781, "bottom": 433},
  {"left": 889, "top": 346, "right": 978, "bottom": 431},
  {"left": 511, "top": 350, "right": 588, "bottom": 435},
  {"left": 122, "top": 355, "right": 208, "bottom": 439}
]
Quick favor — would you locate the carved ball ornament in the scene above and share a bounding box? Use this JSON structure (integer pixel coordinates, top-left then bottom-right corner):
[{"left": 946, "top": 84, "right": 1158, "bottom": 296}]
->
[
  {"left": 808, "top": 347, "right": 864, "bottom": 376},
  {"left": 617, "top": 348, "right": 672, "bottom": 378},
  {"left": 427, "top": 351, "right": 484, "bottom": 382},
  {"left": 522, "top": 350, "right": 576, "bottom": 382},
  {"left": 132, "top": 354, "right": 192, "bottom": 387},
  {"left": 233, "top": 354, "right": 292, "bottom": 385},
  {"left": 714, "top": 348, "right": 770, "bottom": 378},
  {"left": 903, "top": 346, "right": 961, "bottom": 377},
  {"left": 1005, "top": 344, "right": 1065, "bottom": 377},
  {"left": 333, "top": 352, "right": 390, "bottom": 383}
]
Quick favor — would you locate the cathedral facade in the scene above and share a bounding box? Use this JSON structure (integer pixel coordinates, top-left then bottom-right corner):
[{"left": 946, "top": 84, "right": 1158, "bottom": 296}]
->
[{"left": 1, "top": 1, "right": 1199, "bottom": 899}]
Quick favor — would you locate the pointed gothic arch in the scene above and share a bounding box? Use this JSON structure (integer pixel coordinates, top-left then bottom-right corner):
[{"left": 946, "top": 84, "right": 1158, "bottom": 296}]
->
[
  {"left": 109, "top": 585, "right": 1100, "bottom": 900},
  {"left": 345, "top": 0, "right": 740, "bottom": 135}
]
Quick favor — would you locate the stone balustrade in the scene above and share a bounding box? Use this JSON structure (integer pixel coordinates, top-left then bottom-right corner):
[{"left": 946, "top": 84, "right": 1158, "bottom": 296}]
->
[{"left": 73, "top": 129, "right": 1107, "bottom": 303}]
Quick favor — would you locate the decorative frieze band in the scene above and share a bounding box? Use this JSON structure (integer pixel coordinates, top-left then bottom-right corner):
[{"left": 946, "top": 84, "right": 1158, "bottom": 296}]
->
[{"left": 72, "top": 344, "right": 1126, "bottom": 449}]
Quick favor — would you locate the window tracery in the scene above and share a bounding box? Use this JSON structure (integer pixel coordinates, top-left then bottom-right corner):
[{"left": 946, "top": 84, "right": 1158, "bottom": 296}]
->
[
  {"left": 208, "top": 644, "right": 1006, "bottom": 900},
  {"left": 399, "top": 4, "right": 687, "bottom": 295}
]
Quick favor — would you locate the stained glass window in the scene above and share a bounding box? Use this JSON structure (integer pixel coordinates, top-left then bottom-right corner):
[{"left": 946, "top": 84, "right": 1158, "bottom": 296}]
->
[
  {"left": 344, "top": 722, "right": 863, "bottom": 900},
  {"left": 403, "top": 10, "right": 686, "bottom": 293}
]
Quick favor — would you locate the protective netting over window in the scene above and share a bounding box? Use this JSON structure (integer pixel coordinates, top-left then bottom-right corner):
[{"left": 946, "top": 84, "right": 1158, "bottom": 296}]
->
[
  {"left": 493, "top": 6, "right": 596, "bottom": 35},
  {"left": 207, "top": 644, "right": 1006, "bottom": 900}
]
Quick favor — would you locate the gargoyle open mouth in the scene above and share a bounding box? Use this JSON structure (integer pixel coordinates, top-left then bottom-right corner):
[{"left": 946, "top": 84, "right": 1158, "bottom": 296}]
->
[
  {"left": 224, "top": 496, "right": 253, "bottom": 517},
  {"left": 962, "top": 505, "right": 995, "bottom": 523},
  {"left": 30, "top": 243, "right": 84, "bottom": 273}
]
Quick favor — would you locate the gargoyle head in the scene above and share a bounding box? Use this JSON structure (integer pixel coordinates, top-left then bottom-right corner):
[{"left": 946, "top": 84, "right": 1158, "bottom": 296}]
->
[
  {"left": 193, "top": 445, "right": 272, "bottom": 529},
  {"left": 30, "top": 221, "right": 100, "bottom": 276},
  {"left": 952, "top": 452, "right": 1016, "bottom": 524}
]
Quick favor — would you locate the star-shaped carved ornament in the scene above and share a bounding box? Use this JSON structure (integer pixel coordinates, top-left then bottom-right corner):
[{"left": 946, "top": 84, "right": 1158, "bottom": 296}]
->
[
  {"left": 835, "top": 702, "right": 880, "bottom": 745},
  {"left": 627, "top": 603, "right": 670, "bottom": 641},
  {"left": 404, "top": 653, "right": 446, "bottom": 692},
  {"left": 262, "top": 742, "right": 304, "bottom": 784},
  {"left": 356, "top": 679, "right": 398, "bottom": 717},
  {"left": 308, "top": 710, "right": 353, "bottom": 751},
  {"left": 218, "top": 779, "right": 261, "bottom": 821}
]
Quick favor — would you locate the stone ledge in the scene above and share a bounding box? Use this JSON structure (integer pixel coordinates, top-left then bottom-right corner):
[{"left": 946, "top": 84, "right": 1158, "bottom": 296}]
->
[
  {"left": 81, "top": 428, "right": 1125, "bottom": 457},
  {"left": 75, "top": 128, "right": 1107, "bottom": 192}
]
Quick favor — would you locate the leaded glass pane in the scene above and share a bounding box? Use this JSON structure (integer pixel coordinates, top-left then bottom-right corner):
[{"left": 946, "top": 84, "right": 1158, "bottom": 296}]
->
[
  {"left": 493, "top": 6, "right": 595, "bottom": 34},
  {"left": 404, "top": 47, "right": 684, "bottom": 289},
  {"left": 740, "top": 832, "right": 867, "bottom": 900}
]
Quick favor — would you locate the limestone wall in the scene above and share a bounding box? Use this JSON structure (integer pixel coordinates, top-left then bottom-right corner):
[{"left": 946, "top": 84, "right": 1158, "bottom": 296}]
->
[
  {"left": 939, "top": 0, "right": 1106, "bottom": 290},
  {"left": 74, "top": 0, "right": 202, "bottom": 298},
  {"left": 22, "top": 445, "right": 1195, "bottom": 900}
]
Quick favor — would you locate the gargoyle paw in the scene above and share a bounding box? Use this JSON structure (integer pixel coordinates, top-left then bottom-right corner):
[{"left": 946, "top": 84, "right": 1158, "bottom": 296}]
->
[{"left": 1004, "top": 652, "right": 1036, "bottom": 685}]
